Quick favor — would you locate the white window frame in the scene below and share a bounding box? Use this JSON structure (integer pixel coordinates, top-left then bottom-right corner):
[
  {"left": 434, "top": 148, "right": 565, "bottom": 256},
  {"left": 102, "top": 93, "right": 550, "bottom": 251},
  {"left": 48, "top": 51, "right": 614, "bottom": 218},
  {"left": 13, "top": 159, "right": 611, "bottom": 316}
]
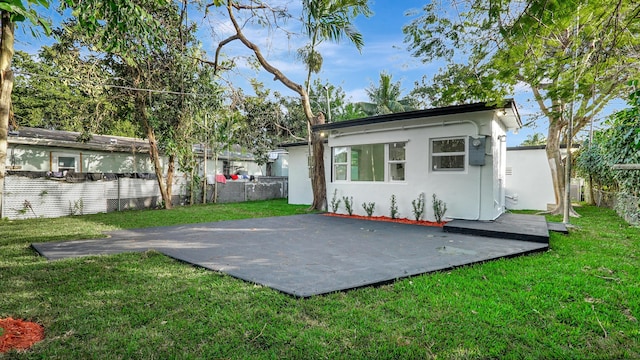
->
[
  {"left": 387, "top": 142, "right": 406, "bottom": 182},
  {"left": 332, "top": 147, "right": 349, "bottom": 182},
  {"left": 332, "top": 142, "right": 407, "bottom": 182},
  {"left": 52, "top": 152, "right": 79, "bottom": 172},
  {"left": 430, "top": 137, "right": 466, "bottom": 172}
]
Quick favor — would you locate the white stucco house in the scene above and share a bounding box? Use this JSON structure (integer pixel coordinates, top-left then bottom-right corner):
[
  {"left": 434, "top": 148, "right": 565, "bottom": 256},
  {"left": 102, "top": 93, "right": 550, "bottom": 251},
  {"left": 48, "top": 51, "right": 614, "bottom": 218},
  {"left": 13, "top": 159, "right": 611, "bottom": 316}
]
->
[{"left": 287, "top": 100, "right": 522, "bottom": 221}]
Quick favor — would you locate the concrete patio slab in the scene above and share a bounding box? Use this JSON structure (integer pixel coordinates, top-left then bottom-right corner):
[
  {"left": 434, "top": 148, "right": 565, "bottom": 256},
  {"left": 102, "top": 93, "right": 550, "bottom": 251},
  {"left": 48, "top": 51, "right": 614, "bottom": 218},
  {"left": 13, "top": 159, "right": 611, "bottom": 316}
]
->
[{"left": 32, "top": 214, "right": 549, "bottom": 297}]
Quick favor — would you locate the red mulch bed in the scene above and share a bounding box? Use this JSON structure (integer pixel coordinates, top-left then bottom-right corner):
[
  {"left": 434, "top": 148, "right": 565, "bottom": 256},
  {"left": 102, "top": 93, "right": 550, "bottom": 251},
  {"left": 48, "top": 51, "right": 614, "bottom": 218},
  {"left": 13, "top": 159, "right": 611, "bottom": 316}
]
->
[
  {"left": 325, "top": 213, "right": 445, "bottom": 227},
  {"left": 0, "top": 318, "right": 45, "bottom": 353}
]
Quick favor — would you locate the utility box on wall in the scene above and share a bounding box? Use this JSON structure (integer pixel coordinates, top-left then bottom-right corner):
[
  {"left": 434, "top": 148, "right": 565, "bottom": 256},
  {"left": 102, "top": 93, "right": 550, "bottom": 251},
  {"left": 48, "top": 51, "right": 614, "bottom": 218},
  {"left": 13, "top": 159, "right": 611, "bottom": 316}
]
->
[{"left": 468, "top": 136, "right": 487, "bottom": 166}]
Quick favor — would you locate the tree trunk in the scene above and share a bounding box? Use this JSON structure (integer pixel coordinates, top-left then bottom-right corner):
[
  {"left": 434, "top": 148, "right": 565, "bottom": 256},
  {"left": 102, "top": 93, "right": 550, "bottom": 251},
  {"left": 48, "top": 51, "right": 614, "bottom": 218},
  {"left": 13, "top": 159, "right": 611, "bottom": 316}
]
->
[
  {"left": 310, "top": 114, "right": 326, "bottom": 211},
  {"left": 546, "top": 121, "right": 564, "bottom": 210},
  {"left": 0, "top": 11, "right": 14, "bottom": 219},
  {"left": 587, "top": 174, "right": 595, "bottom": 205},
  {"left": 545, "top": 119, "right": 579, "bottom": 216},
  {"left": 166, "top": 154, "right": 175, "bottom": 206},
  {"left": 220, "top": 2, "right": 327, "bottom": 211},
  {"left": 136, "top": 91, "right": 173, "bottom": 209}
]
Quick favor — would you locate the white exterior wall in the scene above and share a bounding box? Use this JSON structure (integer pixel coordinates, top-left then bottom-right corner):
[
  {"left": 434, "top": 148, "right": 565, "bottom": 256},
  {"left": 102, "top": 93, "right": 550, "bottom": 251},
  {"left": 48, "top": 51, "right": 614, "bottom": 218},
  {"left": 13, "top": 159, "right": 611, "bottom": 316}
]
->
[
  {"left": 505, "top": 148, "right": 555, "bottom": 210},
  {"left": 326, "top": 112, "right": 504, "bottom": 221},
  {"left": 287, "top": 144, "right": 330, "bottom": 205}
]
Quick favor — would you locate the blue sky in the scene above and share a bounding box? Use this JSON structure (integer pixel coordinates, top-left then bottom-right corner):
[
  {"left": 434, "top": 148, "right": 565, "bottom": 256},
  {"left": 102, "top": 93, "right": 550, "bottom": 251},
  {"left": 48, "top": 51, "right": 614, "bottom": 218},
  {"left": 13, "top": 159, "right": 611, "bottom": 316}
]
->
[{"left": 14, "top": 0, "right": 627, "bottom": 146}]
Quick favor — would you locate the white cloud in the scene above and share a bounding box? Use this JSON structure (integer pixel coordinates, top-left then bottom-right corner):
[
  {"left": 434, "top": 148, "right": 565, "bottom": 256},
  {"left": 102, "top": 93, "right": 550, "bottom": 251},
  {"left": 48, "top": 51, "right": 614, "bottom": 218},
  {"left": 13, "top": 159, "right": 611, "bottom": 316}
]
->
[{"left": 345, "top": 88, "right": 369, "bottom": 103}]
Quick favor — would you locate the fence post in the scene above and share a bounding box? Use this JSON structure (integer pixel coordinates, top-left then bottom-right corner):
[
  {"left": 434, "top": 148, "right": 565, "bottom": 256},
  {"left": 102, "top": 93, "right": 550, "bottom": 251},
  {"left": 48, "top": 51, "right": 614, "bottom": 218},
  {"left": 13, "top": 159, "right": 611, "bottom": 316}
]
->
[{"left": 117, "top": 177, "right": 121, "bottom": 211}]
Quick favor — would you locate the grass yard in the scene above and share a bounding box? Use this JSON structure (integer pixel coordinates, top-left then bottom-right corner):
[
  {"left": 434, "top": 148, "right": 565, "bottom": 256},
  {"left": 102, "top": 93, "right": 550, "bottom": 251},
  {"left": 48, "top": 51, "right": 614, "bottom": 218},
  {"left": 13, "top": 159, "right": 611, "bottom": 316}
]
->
[{"left": 1, "top": 200, "right": 639, "bottom": 359}]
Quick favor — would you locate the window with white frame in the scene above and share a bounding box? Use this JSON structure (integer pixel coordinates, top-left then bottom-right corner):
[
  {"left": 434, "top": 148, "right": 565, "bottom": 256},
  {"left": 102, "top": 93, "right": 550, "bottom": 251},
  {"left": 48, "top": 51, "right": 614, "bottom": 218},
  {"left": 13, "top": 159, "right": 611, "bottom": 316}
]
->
[
  {"left": 431, "top": 137, "right": 466, "bottom": 171},
  {"left": 333, "top": 147, "right": 348, "bottom": 181},
  {"left": 388, "top": 142, "right": 406, "bottom": 181},
  {"left": 51, "top": 152, "right": 80, "bottom": 171},
  {"left": 332, "top": 142, "right": 406, "bottom": 182},
  {"left": 53, "top": 153, "right": 79, "bottom": 172}
]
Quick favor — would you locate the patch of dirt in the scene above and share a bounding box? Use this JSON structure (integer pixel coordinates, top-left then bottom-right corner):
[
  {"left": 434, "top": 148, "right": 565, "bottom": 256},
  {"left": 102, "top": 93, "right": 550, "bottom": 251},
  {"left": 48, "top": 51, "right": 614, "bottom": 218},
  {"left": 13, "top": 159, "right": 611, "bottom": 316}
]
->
[
  {"left": 0, "top": 318, "right": 45, "bottom": 353},
  {"left": 325, "top": 213, "right": 446, "bottom": 227}
]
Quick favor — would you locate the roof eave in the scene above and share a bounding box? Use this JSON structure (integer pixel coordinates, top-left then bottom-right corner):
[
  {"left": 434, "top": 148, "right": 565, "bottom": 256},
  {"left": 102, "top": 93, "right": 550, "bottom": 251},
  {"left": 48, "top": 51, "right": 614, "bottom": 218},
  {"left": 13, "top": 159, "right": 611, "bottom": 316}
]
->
[
  {"left": 312, "top": 100, "right": 521, "bottom": 132},
  {"left": 8, "top": 137, "right": 150, "bottom": 153}
]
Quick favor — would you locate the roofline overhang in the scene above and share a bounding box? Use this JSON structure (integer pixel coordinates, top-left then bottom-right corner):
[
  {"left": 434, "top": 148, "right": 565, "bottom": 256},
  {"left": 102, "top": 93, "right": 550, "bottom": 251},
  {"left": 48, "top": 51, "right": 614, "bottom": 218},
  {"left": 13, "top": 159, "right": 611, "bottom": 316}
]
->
[
  {"left": 8, "top": 137, "right": 150, "bottom": 153},
  {"left": 312, "top": 99, "right": 522, "bottom": 132}
]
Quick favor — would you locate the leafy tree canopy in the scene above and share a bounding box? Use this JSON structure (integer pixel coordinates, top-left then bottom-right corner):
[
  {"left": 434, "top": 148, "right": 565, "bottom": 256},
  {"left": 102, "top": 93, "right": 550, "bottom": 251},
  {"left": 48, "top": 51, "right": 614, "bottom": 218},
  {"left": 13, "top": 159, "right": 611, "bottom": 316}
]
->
[{"left": 404, "top": 0, "right": 640, "bottom": 214}]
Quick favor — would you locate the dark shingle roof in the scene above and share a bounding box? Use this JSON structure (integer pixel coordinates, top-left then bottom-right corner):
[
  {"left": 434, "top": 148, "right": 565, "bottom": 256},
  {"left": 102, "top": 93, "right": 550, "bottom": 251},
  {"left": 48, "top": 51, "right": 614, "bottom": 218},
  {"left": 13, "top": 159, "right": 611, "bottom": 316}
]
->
[{"left": 8, "top": 127, "right": 150, "bottom": 153}]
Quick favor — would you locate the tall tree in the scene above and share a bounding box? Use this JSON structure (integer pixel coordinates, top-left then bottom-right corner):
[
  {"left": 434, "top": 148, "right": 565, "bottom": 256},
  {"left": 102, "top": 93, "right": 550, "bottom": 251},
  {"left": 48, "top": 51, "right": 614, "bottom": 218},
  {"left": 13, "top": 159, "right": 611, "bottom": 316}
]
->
[
  {"left": 210, "top": 0, "right": 371, "bottom": 210},
  {"left": 0, "top": 0, "right": 51, "bottom": 218},
  {"left": 357, "top": 71, "right": 415, "bottom": 115},
  {"left": 63, "top": 0, "right": 208, "bottom": 209},
  {"left": 233, "top": 82, "right": 289, "bottom": 165},
  {"left": 404, "top": 0, "right": 640, "bottom": 216}
]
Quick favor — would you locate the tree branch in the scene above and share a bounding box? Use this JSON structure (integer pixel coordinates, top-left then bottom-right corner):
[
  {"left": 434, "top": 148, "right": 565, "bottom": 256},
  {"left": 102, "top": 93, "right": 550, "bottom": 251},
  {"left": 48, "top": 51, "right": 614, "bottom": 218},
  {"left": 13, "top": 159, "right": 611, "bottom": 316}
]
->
[
  {"left": 213, "top": 34, "right": 239, "bottom": 75},
  {"left": 223, "top": 1, "right": 315, "bottom": 123},
  {"left": 531, "top": 85, "right": 551, "bottom": 118},
  {"left": 274, "top": 122, "right": 305, "bottom": 141}
]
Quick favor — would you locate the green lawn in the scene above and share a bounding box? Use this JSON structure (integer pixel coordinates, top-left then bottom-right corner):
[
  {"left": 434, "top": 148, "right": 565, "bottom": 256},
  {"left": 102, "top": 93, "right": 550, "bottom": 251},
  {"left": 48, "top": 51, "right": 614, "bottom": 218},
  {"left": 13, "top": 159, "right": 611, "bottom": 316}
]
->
[{"left": 1, "top": 200, "right": 639, "bottom": 359}]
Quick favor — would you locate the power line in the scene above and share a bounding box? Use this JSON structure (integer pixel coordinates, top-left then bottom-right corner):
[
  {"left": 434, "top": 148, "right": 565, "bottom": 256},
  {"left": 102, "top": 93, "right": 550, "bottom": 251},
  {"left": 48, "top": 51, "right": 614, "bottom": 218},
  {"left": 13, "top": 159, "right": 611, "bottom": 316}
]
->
[{"left": 14, "top": 70, "right": 221, "bottom": 98}]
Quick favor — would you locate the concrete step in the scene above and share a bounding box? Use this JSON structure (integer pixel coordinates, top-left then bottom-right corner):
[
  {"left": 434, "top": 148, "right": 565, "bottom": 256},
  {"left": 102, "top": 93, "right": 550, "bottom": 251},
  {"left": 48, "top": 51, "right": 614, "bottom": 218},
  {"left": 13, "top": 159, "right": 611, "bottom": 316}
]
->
[{"left": 443, "top": 213, "right": 550, "bottom": 244}]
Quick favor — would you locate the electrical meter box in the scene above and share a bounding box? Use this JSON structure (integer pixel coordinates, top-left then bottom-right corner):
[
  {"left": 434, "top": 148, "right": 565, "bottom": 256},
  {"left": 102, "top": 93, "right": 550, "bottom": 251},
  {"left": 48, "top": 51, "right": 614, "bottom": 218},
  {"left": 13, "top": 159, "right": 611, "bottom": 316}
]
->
[{"left": 468, "top": 136, "right": 487, "bottom": 166}]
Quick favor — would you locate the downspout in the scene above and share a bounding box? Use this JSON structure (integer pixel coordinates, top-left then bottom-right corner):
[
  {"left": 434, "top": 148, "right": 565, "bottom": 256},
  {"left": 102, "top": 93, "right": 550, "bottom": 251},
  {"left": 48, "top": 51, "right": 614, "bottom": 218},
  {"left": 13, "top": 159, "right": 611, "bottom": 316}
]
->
[{"left": 471, "top": 164, "right": 483, "bottom": 221}]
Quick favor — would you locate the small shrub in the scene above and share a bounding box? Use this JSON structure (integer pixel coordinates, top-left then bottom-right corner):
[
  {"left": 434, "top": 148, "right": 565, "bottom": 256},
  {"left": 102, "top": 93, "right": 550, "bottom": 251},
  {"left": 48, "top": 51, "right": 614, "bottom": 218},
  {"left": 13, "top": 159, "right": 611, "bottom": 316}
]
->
[
  {"left": 362, "top": 202, "right": 375, "bottom": 217},
  {"left": 342, "top": 196, "right": 354, "bottom": 215},
  {"left": 412, "top": 193, "right": 425, "bottom": 221},
  {"left": 432, "top": 193, "right": 447, "bottom": 223},
  {"left": 330, "top": 189, "right": 342, "bottom": 213},
  {"left": 390, "top": 194, "right": 399, "bottom": 219}
]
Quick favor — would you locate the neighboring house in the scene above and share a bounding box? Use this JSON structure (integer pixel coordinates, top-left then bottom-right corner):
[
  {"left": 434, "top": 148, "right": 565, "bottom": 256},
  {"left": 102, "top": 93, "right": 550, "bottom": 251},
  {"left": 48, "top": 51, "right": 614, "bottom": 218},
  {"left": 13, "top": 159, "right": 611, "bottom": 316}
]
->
[
  {"left": 505, "top": 145, "right": 582, "bottom": 211},
  {"left": 2, "top": 127, "right": 281, "bottom": 220},
  {"left": 7, "top": 127, "right": 269, "bottom": 177},
  {"left": 7, "top": 127, "right": 154, "bottom": 174},
  {"left": 288, "top": 101, "right": 522, "bottom": 221},
  {"left": 266, "top": 149, "right": 289, "bottom": 177}
]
